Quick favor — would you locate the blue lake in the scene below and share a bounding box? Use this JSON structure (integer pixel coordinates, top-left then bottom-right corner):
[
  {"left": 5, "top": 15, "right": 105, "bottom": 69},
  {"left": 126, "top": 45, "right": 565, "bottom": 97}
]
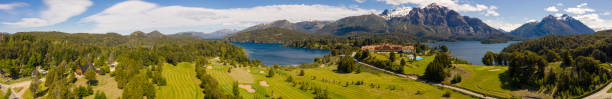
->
[
  {"left": 233, "top": 41, "right": 517, "bottom": 66},
  {"left": 429, "top": 41, "right": 519, "bottom": 65},
  {"left": 232, "top": 42, "right": 330, "bottom": 66}
]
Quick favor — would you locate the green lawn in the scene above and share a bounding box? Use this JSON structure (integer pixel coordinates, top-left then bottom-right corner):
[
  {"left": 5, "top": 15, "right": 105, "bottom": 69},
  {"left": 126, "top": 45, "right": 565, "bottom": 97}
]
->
[
  {"left": 156, "top": 62, "right": 205, "bottom": 99},
  {"left": 205, "top": 57, "right": 474, "bottom": 99},
  {"left": 453, "top": 64, "right": 513, "bottom": 98},
  {"left": 75, "top": 74, "right": 122, "bottom": 99},
  {"left": 287, "top": 66, "right": 474, "bottom": 99},
  {"left": 404, "top": 56, "right": 435, "bottom": 76}
]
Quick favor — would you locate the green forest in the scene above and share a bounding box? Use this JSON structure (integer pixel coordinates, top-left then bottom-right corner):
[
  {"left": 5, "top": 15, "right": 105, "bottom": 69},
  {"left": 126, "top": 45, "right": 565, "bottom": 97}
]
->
[{"left": 0, "top": 31, "right": 255, "bottom": 99}]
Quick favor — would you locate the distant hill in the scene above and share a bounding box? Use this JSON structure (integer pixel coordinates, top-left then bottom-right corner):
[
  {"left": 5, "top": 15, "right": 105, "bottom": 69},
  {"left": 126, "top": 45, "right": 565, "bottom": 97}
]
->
[
  {"left": 319, "top": 14, "right": 390, "bottom": 36},
  {"left": 175, "top": 29, "right": 237, "bottom": 39},
  {"left": 225, "top": 28, "right": 329, "bottom": 43},
  {"left": 241, "top": 20, "right": 331, "bottom": 33},
  {"left": 511, "top": 14, "right": 595, "bottom": 39}
]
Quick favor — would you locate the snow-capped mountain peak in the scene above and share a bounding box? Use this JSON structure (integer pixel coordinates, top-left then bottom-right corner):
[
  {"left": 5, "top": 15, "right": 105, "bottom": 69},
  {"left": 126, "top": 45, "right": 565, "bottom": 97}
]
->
[{"left": 379, "top": 7, "right": 412, "bottom": 20}]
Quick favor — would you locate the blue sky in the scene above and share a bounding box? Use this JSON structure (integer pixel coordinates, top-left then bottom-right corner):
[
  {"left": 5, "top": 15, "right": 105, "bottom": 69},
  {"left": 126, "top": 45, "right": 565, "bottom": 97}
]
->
[{"left": 0, "top": 0, "right": 611, "bottom": 34}]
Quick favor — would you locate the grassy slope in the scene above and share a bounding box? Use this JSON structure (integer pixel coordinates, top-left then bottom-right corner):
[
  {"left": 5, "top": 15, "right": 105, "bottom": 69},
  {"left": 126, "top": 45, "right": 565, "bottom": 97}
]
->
[
  {"left": 156, "top": 62, "right": 205, "bottom": 99},
  {"left": 453, "top": 64, "right": 513, "bottom": 98},
  {"left": 289, "top": 66, "right": 474, "bottom": 99},
  {"left": 404, "top": 56, "right": 435, "bottom": 76},
  {"left": 75, "top": 75, "right": 122, "bottom": 99},
  {"left": 206, "top": 58, "right": 474, "bottom": 99}
]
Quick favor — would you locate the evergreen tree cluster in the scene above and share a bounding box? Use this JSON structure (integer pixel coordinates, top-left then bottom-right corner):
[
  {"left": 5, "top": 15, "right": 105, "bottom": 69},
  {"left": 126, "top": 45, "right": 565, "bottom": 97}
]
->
[
  {"left": 337, "top": 56, "right": 357, "bottom": 73},
  {"left": 424, "top": 53, "right": 452, "bottom": 83},
  {"left": 485, "top": 50, "right": 611, "bottom": 97},
  {"left": 0, "top": 31, "right": 256, "bottom": 99},
  {"left": 355, "top": 51, "right": 404, "bottom": 73}
]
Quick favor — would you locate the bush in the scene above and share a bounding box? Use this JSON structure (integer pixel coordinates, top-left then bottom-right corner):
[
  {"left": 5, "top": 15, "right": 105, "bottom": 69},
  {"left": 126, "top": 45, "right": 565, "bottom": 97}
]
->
[
  {"left": 76, "top": 86, "right": 94, "bottom": 98},
  {"left": 298, "top": 70, "right": 305, "bottom": 76},
  {"left": 451, "top": 75, "right": 462, "bottom": 84},
  {"left": 442, "top": 90, "right": 451, "bottom": 97},
  {"left": 337, "top": 56, "right": 356, "bottom": 73},
  {"left": 286, "top": 76, "right": 294, "bottom": 82},
  {"left": 267, "top": 69, "right": 275, "bottom": 78},
  {"left": 94, "top": 91, "right": 107, "bottom": 99}
]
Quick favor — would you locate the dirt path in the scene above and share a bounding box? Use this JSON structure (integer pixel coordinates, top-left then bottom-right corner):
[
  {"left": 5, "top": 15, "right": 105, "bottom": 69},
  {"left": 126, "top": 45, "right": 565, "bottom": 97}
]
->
[
  {"left": 0, "top": 78, "right": 45, "bottom": 99},
  {"left": 583, "top": 80, "right": 612, "bottom": 99},
  {"left": 351, "top": 53, "right": 496, "bottom": 99}
]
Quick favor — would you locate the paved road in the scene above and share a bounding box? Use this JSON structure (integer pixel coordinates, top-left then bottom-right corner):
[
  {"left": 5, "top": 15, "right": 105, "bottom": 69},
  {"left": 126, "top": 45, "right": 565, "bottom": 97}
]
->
[
  {"left": 583, "top": 79, "right": 612, "bottom": 99},
  {"left": 351, "top": 53, "right": 496, "bottom": 99}
]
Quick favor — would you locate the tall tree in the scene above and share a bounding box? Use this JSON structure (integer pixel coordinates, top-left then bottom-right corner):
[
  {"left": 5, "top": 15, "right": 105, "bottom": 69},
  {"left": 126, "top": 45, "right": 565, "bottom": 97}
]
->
[
  {"left": 424, "top": 53, "right": 452, "bottom": 82},
  {"left": 482, "top": 51, "right": 496, "bottom": 66}
]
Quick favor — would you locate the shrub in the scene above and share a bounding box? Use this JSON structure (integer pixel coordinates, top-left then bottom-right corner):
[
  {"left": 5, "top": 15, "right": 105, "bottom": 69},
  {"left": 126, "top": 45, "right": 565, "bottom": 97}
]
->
[
  {"left": 451, "top": 75, "right": 462, "bottom": 84},
  {"left": 442, "top": 90, "right": 451, "bottom": 97}
]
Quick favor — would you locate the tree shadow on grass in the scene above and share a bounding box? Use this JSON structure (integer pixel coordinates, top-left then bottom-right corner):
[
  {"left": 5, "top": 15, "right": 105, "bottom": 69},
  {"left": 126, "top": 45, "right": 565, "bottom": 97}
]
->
[{"left": 498, "top": 71, "right": 520, "bottom": 91}]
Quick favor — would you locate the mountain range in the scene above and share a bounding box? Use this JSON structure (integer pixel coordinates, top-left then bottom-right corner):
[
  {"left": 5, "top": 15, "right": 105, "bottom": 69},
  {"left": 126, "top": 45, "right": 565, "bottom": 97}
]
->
[
  {"left": 228, "top": 3, "right": 595, "bottom": 42},
  {"left": 241, "top": 20, "right": 332, "bottom": 33},
  {"left": 174, "top": 29, "right": 238, "bottom": 39},
  {"left": 511, "top": 14, "right": 595, "bottom": 38}
]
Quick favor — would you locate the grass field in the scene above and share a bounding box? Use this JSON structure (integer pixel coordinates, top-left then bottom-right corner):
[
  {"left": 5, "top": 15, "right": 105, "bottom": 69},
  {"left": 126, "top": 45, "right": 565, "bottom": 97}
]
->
[
  {"left": 156, "top": 62, "right": 205, "bottom": 99},
  {"left": 204, "top": 57, "right": 475, "bottom": 99},
  {"left": 75, "top": 74, "right": 122, "bottom": 99},
  {"left": 453, "top": 64, "right": 554, "bottom": 98},
  {"left": 404, "top": 56, "right": 435, "bottom": 76},
  {"left": 287, "top": 66, "right": 474, "bottom": 99},
  {"left": 453, "top": 64, "right": 513, "bottom": 98}
]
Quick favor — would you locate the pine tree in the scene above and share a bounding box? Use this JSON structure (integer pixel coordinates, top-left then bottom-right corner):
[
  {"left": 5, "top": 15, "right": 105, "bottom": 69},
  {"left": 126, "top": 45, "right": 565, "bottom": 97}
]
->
[
  {"left": 298, "top": 69, "right": 305, "bottom": 76},
  {"left": 85, "top": 67, "right": 97, "bottom": 85},
  {"left": 561, "top": 51, "right": 575, "bottom": 67},
  {"left": 232, "top": 81, "right": 240, "bottom": 97},
  {"left": 389, "top": 53, "right": 397, "bottom": 62},
  {"left": 424, "top": 53, "right": 452, "bottom": 82},
  {"left": 267, "top": 69, "right": 275, "bottom": 78}
]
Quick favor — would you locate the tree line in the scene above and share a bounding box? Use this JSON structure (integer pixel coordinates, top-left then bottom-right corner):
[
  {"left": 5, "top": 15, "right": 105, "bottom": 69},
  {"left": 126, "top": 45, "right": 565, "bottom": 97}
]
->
[{"left": 481, "top": 31, "right": 612, "bottom": 98}]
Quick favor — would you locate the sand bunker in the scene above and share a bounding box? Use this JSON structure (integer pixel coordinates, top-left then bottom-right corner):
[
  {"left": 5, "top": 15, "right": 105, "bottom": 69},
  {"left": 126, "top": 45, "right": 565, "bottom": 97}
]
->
[
  {"left": 488, "top": 69, "right": 501, "bottom": 71},
  {"left": 259, "top": 81, "right": 269, "bottom": 87},
  {"left": 259, "top": 71, "right": 265, "bottom": 74},
  {"left": 207, "top": 66, "right": 212, "bottom": 69},
  {"left": 239, "top": 85, "right": 255, "bottom": 93}
]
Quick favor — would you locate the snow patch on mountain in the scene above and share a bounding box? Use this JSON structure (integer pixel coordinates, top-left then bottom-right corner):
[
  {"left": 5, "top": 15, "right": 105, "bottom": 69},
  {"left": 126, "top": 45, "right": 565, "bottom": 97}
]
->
[{"left": 379, "top": 7, "right": 412, "bottom": 20}]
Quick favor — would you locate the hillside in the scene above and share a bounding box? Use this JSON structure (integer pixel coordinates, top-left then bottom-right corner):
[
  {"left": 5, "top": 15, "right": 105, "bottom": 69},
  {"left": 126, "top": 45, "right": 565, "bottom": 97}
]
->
[
  {"left": 242, "top": 20, "right": 331, "bottom": 33},
  {"left": 174, "top": 29, "right": 238, "bottom": 39},
  {"left": 511, "top": 14, "right": 595, "bottom": 39},
  {"left": 225, "top": 28, "right": 330, "bottom": 43}
]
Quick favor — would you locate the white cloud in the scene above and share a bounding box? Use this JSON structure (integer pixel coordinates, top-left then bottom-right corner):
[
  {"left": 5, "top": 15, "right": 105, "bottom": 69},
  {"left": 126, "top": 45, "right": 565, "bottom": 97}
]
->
[
  {"left": 355, "top": 0, "right": 366, "bottom": 3},
  {"left": 483, "top": 19, "right": 521, "bottom": 32},
  {"left": 574, "top": 14, "right": 612, "bottom": 31},
  {"left": 556, "top": 3, "right": 564, "bottom": 6},
  {"left": 577, "top": 3, "right": 588, "bottom": 8},
  {"left": 81, "top": 0, "right": 375, "bottom": 34},
  {"left": 554, "top": 13, "right": 564, "bottom": 17},
  {"left": 374, "top": 0, "right": 499, "bottom": 16},
  {"left": 526, "top": 19, "right": 538, "bottom": 23},
  {"left": 564, "top": 3, "right": 595, "bottom": 14},
  {"left": 0, "top": 2, "right": 27, "bottom": 11},
  {"left": 545, "top": 6, "right": 558, "bottom": 12},
  {"left": 602, "top": 12, "right": 610, "bottom": 16},
  {"left": 484, "top": 6, "right": 499, "bottom": 16},
  {"left": 2, "top": 0, "right": 92, "bottom": 27}
]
